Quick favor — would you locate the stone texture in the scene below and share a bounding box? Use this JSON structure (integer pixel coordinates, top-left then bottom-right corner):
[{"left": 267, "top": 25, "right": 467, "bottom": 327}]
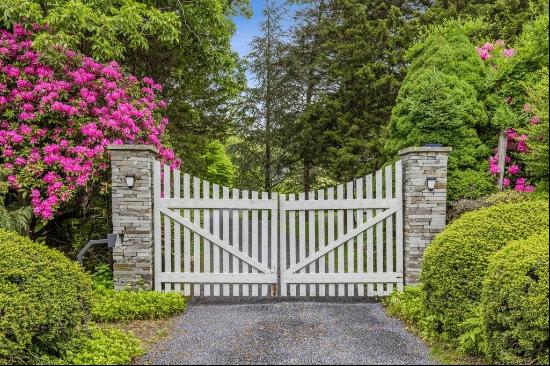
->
[
  {"left": 398, "top": 146, "right": 451, "bottom": 285},
  {"left": 108, "top": 144, "right": 157, "bottom": 290}
]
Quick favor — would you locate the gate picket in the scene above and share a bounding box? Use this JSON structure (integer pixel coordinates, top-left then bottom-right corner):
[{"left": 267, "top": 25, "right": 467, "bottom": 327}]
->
[
  {"left": 346, "top": 181, "right": 354, "bottom": 296},
  {"left": 317, "top": 189, "right": 326, "bottom": 297},
  {"left": 153, "top": 161, "right": 403, "bottom": 297},
  {"left": 202, "top": 181, "right": 210, "bottom": 296}
]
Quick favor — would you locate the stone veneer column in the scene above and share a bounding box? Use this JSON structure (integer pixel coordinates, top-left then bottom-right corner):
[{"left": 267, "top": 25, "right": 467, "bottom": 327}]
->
[
  {"left": 108, "top": 144, "right": 158, "bottom": 290},
  {"left": 398, "top": 146, "right": 451, "bottom": 285}
]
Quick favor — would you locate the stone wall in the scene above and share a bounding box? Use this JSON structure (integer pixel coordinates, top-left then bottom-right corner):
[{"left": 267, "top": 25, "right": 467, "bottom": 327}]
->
[
  {"left": 108, "top": 145, "right": 157, "bottom": 290},
  {"left": 398, "top": 146, "right": 451, "bottom": 285}
]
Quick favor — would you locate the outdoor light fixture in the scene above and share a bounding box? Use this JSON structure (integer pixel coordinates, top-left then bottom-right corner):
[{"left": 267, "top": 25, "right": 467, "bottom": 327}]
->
[
  {"left": 426, "top": 177, "right": 436, "bottom": 191},
  {"left": 125, "top": 174, "right": 135, "bottom": 189}
]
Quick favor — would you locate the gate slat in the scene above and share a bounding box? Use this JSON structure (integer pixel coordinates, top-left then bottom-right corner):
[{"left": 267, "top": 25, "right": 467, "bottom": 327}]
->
[
  {"left": 212, "top": 184, "right": 220, "bottom": 296},
  {"left": 153, "top": 161, "right": 162, "bottom": 291},
  {"left": 356, "top": 177, "right": 364, "bottom": 296},
  {"left": 202, "top": 181, "right": 211, "bottom": 296},
  {"left": 163, "top": 165, "right": 172, "bottom": 292},
  {"left": 242, "top": 190, "right": 250, "bottom": 296},
  {"left": 317, "top": 189, "right": 326, "bottom": 297},
  {"left": 327, "top": 187, "right": 335, "bottom": 296},
  {"left": 366, "top": 174, "right": 374, "bottom": 296},
  {"left": 375, "top": 169, "right": 384, "bottom": 296},
  {"left": 308, "top": 191, "right": 316, "bottom": 296},
  {"left": 233, "top": 188, "right": 241, "bottom": 296},
  {"left": 336, "top": 184, "right": 345, "bottom": 296},
  {"left": 385, "top": 165, "right": 394, "bottom": 295},
  {"left": 173, "top": 170, "right": 181, "bottom": 294},
  {"left": 261, "top": 191, "right": 269, "bottom": 296},
  {"left": 395, "top": 161, "right": 404, "bottom": 291},
  {"left": 222, "top": 186, "right": 230, "bottom": 296},
  {"left": 279, "top": 194, "right": 287, "bottom": 296},
  {"left": 298, "top": 192, "right": 306, "bottom": 296},
  {"left": 271, "top": 193, "right": 278, "bottom": 296},
  {"left": 183, "top": 173, "right": 191, "bottom": 296},
  {"left": 193, "top": 177, "right": 201, "bottom": 296},
  {"left": 346, "top": 181, "right": 355, "bottom": 296},
  {"left": 251, "top": 191, "right": 259, "bottom": 296},
  {"left": 288, "top": 193, "right": 297, "bottom": 296}
]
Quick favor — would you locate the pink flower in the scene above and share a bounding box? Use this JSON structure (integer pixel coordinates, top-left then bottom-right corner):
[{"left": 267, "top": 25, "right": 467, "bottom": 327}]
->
[
  {"left": 517, "top": 141, "right": 527, "bottom": 153},
  {"left": 7, "top": 175, "right": 18, "bottom": 187},
  {"left": 495, "top": 39, "right": 505, "bottom": 47},
  {"left": 480, "top": 50, "right": 489, "bottom": 60},
  {"left": 502, "top": 48, "right": 516, "bottom": 58},
  {"left": 502, "top": 177, "right": 510, "bottom": 187},
  {"left": 529, "top": 116, "right": 540, "bottom": 125},
  {"left": 506, "top": 129, "right": 518, "bottom": 140},
  {"left": 490, "top": 163, "right": 500, "bottom": 175},
  {"left": 523, "top": 104, "right": 532, "bottom": 113},
  {"left": 481, "top": 42, "right": 494, "bottom": 51},
  {"left": 508, "top": 164, "right": 520, "bottom": 175}
]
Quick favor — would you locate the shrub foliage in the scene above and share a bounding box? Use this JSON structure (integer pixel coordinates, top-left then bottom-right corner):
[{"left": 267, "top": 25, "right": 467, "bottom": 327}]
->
[
  {"left": 91, "top": 289, "right": 186, "bottom": 322},
  {"left": 482, "top": 231, "right": 549, "bottom": 365},
  {"left": 420, "top": 199, "right": 549, "bottom": 344},
  {"left": 0, "top": 229, "right": 92, "bottom": 363}
]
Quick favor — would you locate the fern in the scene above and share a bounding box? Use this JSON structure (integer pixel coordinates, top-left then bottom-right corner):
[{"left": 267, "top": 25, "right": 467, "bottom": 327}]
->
[{"left": 0, "top": 199, "right": 32, "bottom": 234}]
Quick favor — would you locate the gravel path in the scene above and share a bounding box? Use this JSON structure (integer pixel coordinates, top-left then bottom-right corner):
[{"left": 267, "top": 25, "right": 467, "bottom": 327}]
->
[{"left": 139, "top": 302, "right": 436, "bottom": 365}]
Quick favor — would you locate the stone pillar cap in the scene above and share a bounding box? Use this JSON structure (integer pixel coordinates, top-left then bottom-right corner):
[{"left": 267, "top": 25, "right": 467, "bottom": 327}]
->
[
  {"left": 107, "top": 144, "right": 158, "bottom": 154},
  {"left": 398, "top": 146, "right": 452, "bottom": 156}
]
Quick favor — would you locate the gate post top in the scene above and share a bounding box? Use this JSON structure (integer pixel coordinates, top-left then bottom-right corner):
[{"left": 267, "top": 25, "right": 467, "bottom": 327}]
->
[
  {"left": 107, "top": 144, "right": 158, "bottom": 154},
  {"left": 398, "top": 146, "right": 452, "bottom": 156}
]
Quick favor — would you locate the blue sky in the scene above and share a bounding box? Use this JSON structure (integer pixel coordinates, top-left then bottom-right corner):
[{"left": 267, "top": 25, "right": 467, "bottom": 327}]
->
[{"left": 230, "top": 1, "right": 301, "bottom": 59}]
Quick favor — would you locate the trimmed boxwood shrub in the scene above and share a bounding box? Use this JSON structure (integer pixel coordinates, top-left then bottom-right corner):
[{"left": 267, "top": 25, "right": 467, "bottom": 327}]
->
[
  {"left": 421, "top": 199, "right": 549, "bottom": 344},
  {"left": 0, "top": 229, "right": 92, "bottom": 363},
  {"left": 482, "top": 231, "right": 549, "bottom": 365}
]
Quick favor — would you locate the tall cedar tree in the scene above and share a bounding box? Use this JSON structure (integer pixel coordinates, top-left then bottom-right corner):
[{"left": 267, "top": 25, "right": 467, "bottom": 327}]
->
[
  {"left": 235, "top": 1, "right": 291, "bottom": 192},
  {"left": 319, "top": 0, "right": 425, "bottom": 181},
  {"left": 282, "top": 0, "right": 336, "bottom": 195}
]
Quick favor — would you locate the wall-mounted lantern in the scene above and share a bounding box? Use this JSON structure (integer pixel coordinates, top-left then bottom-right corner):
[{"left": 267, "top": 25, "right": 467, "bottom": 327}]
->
[
  {"left": 125, "top": 174, "right": 135, "bottom": 189},
  {"left": 426, "top": 177, "right": 436, "bottom": 191}
]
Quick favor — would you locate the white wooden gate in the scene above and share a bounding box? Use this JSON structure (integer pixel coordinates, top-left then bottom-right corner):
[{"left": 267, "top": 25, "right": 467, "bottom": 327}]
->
[
  {"left": 154, "top": 161, "right": 278, "bottom": 296},
  {"left": 154, "top": 160, "right": 403, "bottom": 297},
  {"left": 279, "top": 161, "right": 403, "bottom": 297}
]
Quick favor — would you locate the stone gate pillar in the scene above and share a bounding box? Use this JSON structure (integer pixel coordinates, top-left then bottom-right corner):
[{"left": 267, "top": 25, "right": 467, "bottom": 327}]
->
[
  {"left": 108, "top": 144, "right": 157, "bottom": 290},
  {"left": 398, "top": 146, "right": 451, "bottom": 285}
]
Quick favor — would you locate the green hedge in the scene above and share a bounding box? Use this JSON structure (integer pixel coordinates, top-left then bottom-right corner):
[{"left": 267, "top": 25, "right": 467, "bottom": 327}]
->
[
  {"left": 61, "top": 325, "right": 144, "bottom": 365},
  {"left": 421, "top": 199, "right": 549, "bottom": 344},
  {"left": 448, "top": 169, "right": 497, "bottom": 202},
  {"left": 91, "top": 289, "right": 186, "bottom": 322},
  {"left": 482, "top": 231, "right": 549, "bottom": 365},
  {"left": 0, "top": 229, "right": 92, "bottom": 364}
]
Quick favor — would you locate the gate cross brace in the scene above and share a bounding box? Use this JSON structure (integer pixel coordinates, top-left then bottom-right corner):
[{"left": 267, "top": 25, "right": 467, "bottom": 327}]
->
[
  {"left": 286, "top": 204, "right": 400, "bottom": 274},
  {"left": 160, "top": 207, "right": 275, "bottom": 274}
]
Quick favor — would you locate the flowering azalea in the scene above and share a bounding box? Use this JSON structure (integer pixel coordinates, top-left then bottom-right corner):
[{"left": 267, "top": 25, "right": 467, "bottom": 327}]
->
[{"left": 0, "top": 24, "right": 180, "bottom": 219}]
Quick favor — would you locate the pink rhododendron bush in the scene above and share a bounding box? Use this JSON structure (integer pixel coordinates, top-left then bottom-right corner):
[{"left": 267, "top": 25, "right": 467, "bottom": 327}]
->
[
  {"left": 0, "top": 24, "right": 180, "bottom": 220},
  {"left": 477, "top": 37, "right": 545, "bottom": 193}
]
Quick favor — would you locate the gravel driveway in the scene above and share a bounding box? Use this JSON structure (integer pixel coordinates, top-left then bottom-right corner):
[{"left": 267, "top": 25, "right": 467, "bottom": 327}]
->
[{"left": 139, "top": 301, "right": 436, "bottom": 365}]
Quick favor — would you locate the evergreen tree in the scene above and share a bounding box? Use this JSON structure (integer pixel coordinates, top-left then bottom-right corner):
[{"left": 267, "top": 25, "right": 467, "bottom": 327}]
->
[{"left": 233, "top": 0, "right": 292, "bottom": 192}]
